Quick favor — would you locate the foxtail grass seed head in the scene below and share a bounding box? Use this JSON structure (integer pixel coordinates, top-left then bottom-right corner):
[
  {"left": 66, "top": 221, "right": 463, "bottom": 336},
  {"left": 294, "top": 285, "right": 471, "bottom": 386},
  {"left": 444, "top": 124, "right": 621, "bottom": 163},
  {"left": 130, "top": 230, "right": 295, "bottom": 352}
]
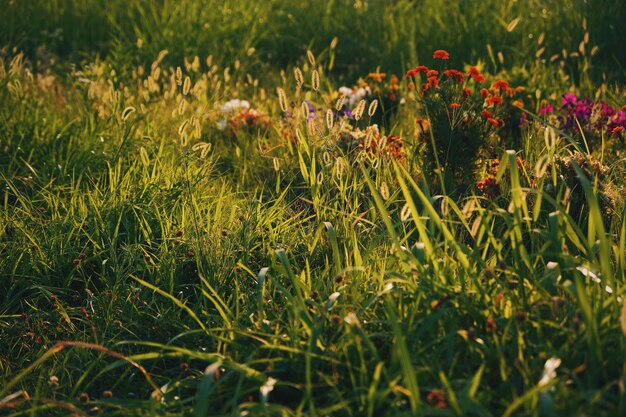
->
[
  {"left": 379, "top": 182, "right": 390, "bottom": 200},
  {"left": 354, "top": 99, "right": 366, "bottom": 120},
  {"left": 538, "top": 32, "right": 545, "bottom": 45},
  {"left": 506, "top": 17, "right": 520, "bottom": 32},
  {"left": 178, "top": 98, "right": 186, "bottom": 115},
  {"left": 294, "top": 67, "right": 304, "bottom": 88},
  {"left": 307, "top": 50, "right": 316, "bottom": 66},
  {"left": 401, "top": 203, "right": 411, "bottom": 221},
  {"left": 178, "top": 119, "right": 189, "bottom": 136},
  {"left": 302, "top": 101, "right": 310, "bottom": 119},
  {"left": 326, "top": 109, "right": 334, "bottom": 130},
  {"left": 323, "top": 151, "right": 331, "bottom": 165},
  {"left": 277, "top": 88, "right": 288, "bottom": 112},
  {"left": 121, "top": 106, "right": 136, "bottom": 121},
  {"left": 273, "top": 157, "right": 281, "bottom": 172},
  {"left": 535, "top": 155, "right": 549, "bottom": 178},
  {"left": 139, "top": 146, "right": 150, "bottom": 166},
  {"left": 316, "top": 171, "right": 324, "bottom": 185},
  {"left": 498, "top": 51, "right": 504, "bottom": 65},
  {"left": 312, "top": 70, "right": 320, "bottom": 91},
  {"left": 183, "top": 76, "right": 191, "bottom": 95},
  {"left": 247, "top": 47, "right": 256, "bottom": 56},
  {"left": 545, "top": 126, "right": 557, "bottom": 149},
  {"left": 368, "top": 99, "right": 378, "bottom": 117},
  {"left": 176, "top": 66, "right": 183, "bottom": 85},
  {"left": 335, "top": 95, "right": 345, "bottom": 111},
  {"left": 335, "top": 158, "right": 345, "bottom": 178},
  {"left": 330, "top": 37, "right": 338, "bottom": 49}
]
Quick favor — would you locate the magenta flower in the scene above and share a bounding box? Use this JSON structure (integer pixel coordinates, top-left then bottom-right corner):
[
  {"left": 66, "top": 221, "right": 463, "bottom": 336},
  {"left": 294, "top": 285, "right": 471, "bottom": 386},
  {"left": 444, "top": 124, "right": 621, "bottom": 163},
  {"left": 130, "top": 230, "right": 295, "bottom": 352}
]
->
[{"left": 539, "top": 105, "right": 554, "bottom": 115}]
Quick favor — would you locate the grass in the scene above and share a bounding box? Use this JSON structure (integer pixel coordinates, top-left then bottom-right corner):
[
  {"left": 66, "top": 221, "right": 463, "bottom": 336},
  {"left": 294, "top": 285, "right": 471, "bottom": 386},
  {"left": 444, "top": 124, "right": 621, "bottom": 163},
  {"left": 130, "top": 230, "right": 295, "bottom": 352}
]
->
[{"left": 1, "top": 0, "right": 626, "bottom": 416}]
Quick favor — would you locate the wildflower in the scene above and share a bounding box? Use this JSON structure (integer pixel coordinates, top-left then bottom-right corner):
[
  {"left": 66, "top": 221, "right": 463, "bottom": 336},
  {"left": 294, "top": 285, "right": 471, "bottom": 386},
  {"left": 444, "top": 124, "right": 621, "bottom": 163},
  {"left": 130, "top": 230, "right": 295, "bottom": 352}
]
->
[
  {"left": 462, "top": 88, "right": 472, "bottom": 99},
  {"left": 487, "top": 96, "right": 503, "bottom": 107},
  {"left": 486, "top": 317, "right": 497, "bottom": 333},
  {"left": 444, "top": 69, "right": 464, "bottom": 83},
  {"left": 538, "top": 357, "right": 561, "bottom": 387},
  {"left": 519, "top": 113, "right": 528, "bottom": 128},
  {"left": 468, "top": 66, "right": 485, "bottom": 83},
  {"left": 562, "top": 93, "right": 577, "bottom": 108},
  {"left": 612, "top": 126, "right": 624, "bottom": 134},
  {"left": 480, "top": 109, "right": 492, "bottom": 119},
  {"left": 487, "top": 117, "right": 500, "bottom": 127},
  {"left": 480, "top": 88, "right": 490, "bottom": 98},
  {"left": 539, "top": 105, "right": 554, "bottom": 115},
  {"left": 492, "top": 79, "right": 509, "bottom": 91},
  {"left": 477, "top": 176, "right": 500, "bottom": 199},
  {"left": 433, "top": 50, "right": 450, "bottom": 60},
  {"left": 512, "top": 99, "right": 524, "bottom": 108},
  {"left": 406, "top": 65, "right": 429, "bottom": 78},
  {"left": 449, "top": 102, "right": 461, "bottom": 109},
  {"left": 426, "top": 389, "right": 447, "bottom": 409},
  {"left": 368, "top": 72, "right": 386, "bottom": 83},
  {"left": 426, "top": 69, "right": 439, "bottom": 78}
]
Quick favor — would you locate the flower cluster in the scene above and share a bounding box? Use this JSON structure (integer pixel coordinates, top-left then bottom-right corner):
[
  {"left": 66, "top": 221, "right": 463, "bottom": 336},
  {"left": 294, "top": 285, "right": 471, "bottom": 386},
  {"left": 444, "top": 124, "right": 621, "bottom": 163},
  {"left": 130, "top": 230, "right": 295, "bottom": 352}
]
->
[
  {"left": 217, "top": 99, "right": 269, "bottom": 134},
  {"left": 559, "top": 93, "right": 626, "bottom": 136}
]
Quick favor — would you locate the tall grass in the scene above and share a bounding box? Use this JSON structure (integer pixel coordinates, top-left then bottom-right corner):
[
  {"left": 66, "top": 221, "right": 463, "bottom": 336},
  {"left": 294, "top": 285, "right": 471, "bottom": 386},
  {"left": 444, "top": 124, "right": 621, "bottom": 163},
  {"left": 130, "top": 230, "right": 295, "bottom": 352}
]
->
[{"left": 1, "top": 1, "right": 625, "bottom": 416}]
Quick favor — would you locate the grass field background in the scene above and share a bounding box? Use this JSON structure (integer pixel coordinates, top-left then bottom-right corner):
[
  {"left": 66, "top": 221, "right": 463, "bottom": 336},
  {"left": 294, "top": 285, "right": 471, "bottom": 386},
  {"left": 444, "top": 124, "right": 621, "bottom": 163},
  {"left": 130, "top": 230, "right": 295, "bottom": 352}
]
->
[{"left": 1, "top": 0, "right": 626, "bottom": 415}]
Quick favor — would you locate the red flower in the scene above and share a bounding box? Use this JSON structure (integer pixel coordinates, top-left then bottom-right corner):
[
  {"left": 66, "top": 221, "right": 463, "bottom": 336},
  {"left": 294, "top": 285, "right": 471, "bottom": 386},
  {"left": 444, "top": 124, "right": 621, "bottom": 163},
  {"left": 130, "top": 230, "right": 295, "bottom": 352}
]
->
[
  {"left": 486, "top": 317, "right": 497, "bottom": 333},
  {"left": 612, "top": 126, "right": 624, "bottom": 134},
  {"left": 487, "top": 96, "right": 503, "bottom": 107},
  {"left": 480, "top": 109, "right": 492, "bottom": 119},
  {"left": 449, "top": 102, "right": 461, "bottom": 109},
  {"left": 477, "top": 176, "right": 500, "bottom": 199},
  {"left": 433, "top": 50, "right": 450, "bottom": 60},
  {"left": 443, "top": 69, "right": 464, "bottom": 84},
  {"left": 480, "top": 88, "right": 490, "bottom": 98},
  {"left": 426, "top": 69, "right": 439, "bottom": 78},
  {"left": 462, "top": 88, "right": 472, "bottom": 99},
  {"left": 426, "top": 389, "right": 447, "bottom": 409},
  {"left": 406, "top": 65, "right": 429, "bottom": 78},
  {"left": 427, "top": 76, "right": 439, "bottom": 89},
  {"left": 468, "top": 66, "right": 485, "bottom": 83},
  {"left": 487, "top": 117, "right": 500, "bottom": 127},
  {"left": 492, "top": 79, "right": 509, "bottom": 91}
]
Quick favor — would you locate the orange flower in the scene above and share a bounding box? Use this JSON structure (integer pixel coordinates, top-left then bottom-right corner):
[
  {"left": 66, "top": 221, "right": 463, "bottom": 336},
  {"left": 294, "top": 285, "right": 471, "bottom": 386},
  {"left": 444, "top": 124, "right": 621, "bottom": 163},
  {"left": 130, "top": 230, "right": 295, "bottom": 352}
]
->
[
  {"left": 433, "top": 50, "right": 450, "bottom": 60},
  {"left": 443, "top": 69, "right": 464, "bottom": 84},
  {"left": 492, "top": 79, "right": 509, "bottom": 91},
  {"left": 368, "top": 72, "right": 387, "bottom": 83},
  {"left": 406, "top": 65, "right": 429, "bottom": 78},
  {"left": 426, "top": 69, "right": 439, "bottom": 78},
  {"left": 480, "top": 109, "right": 492, "bottom": 118},
  {"left": 511, "top": 99, "right": 524, "bottom": 108},
  {"left": 427, "top": 76, "right": 439, "bottom": 89},
  {"left": 487, "top": 96, "right": 503, "bottom": 107},
  {"left": 462, "top": 88, "right": 472, "bottom": 99},
  {"left": 487, "top": 117, "right": 500, "bottom": 127},
  {"left": 480, "top": 88, "right": 490, "bottom": 98},
  {"left": 468, "top": 66, "right": 485, "bottom": 83},
  {"left": 449, "top": 102, "right": 461, "bottom": 109},
  {"left": 612, "top": 126, "right": 624, "bottom": 134},
  {"left": 426, "top": 389, "right": 447, "bottom": 409}
]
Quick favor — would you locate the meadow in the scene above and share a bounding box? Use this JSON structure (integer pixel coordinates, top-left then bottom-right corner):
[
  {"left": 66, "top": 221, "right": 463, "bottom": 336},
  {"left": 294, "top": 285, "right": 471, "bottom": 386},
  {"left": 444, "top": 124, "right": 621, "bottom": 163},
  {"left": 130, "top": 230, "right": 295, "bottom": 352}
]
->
[{"left": 1, "top": 0, "right": 626, "bottom": 415}]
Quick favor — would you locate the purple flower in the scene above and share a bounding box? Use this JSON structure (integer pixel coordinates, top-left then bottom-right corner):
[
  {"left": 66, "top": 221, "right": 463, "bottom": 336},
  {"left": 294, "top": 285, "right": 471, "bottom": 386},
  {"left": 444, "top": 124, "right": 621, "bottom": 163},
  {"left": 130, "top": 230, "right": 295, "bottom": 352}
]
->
[
  {"left": 562, "top": 93, "right": 577, "bottom": 108},
  {"left": 608, "top": 110, "right": 626, "bottom": 132},
  {"left": 518, "top": 113, "right": 528, "bottom": 128},
  {"left": 343, "top": 109, "right": 354, "bottom": 118},
  {"left": 539, "top": 105, "right": 554, "bottom": 115}
]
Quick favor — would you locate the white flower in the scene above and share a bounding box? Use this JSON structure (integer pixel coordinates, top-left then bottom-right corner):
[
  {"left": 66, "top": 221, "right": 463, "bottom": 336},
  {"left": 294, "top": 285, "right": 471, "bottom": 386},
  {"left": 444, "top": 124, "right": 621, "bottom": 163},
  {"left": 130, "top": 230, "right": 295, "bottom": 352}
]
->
[
  {"left": 217, "top": 119, "right": 227, "bottom": 131},
  {"left": 218, "top": 99, "right": 250, "bottom": 114},
  {"left": 538, "top": 357, "right": 561, "bottom": 387},
  {"left": 260, "top": 377, "right": 277, "bottom": 399}
]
